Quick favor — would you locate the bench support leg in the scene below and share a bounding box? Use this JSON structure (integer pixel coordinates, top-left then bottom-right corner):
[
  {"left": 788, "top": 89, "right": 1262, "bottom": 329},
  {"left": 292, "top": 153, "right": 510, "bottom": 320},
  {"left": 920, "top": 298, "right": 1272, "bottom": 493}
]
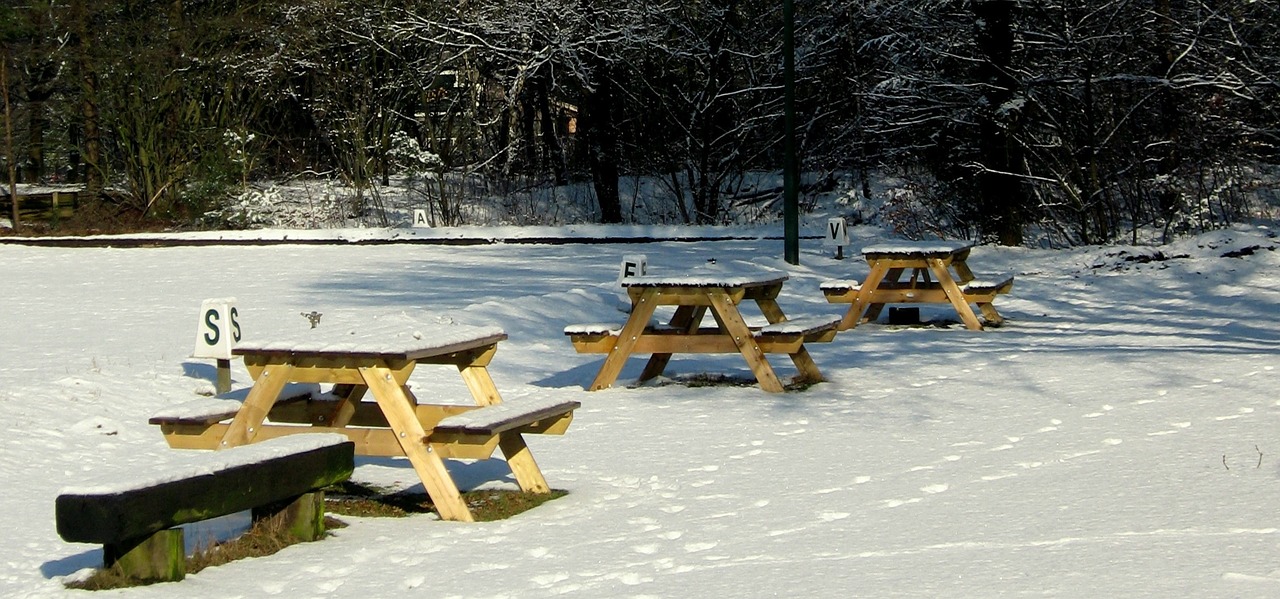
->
[
  {"left": 755, "top": 299, "right": 825, "bottom": 385},
  {"left": 253, "top": 491, "right": 327, "bottom": 542},
  {"left": 977, "top": 302, "right": 1004, "bottom": 326},
  {"left": 104, "top": 529, "right": 185, "bottom": 583},
  {"left": 499, "top": 434, "right": 551, "bottom": 494}
]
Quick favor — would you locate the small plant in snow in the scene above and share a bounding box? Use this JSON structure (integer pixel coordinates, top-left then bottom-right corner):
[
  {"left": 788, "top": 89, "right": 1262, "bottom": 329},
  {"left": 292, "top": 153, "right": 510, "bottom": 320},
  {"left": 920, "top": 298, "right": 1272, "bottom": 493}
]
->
[
  {"left": 207, "top": 185, "right": 283, "bottom": 229},
  {"left": 388, "top": 131, "right": 443, "bottom": 173}
]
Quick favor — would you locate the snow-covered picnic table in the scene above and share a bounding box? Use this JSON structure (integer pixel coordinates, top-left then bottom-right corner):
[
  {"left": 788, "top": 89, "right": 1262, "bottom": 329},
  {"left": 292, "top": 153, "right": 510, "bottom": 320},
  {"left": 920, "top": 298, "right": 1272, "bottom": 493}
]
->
[
  {"left": 150, "top": 321, "right": 578, "bottom": 522},
  {"left": 566, "top": 265, "right": 838, "bottom": 392},
  {"left": 820, "top": 241, "right": 1014, "bottom": 330}
]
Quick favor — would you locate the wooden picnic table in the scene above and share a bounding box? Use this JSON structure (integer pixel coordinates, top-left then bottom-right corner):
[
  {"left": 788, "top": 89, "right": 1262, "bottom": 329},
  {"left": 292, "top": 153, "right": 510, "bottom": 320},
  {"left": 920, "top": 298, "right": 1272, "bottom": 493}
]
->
[
  {"left": 566, "top": 268, "right": 839, "bottom": 392},
  {"left": 821, "top": 241, "right": 1013, "bottom": 331},
  {"left": 150, "top": 322, "right": 578, "bottom": 522}
]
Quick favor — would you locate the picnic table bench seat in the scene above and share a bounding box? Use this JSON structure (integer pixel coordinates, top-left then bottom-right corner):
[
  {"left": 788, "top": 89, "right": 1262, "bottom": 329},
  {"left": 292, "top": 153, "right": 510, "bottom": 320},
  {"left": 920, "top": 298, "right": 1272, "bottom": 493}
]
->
[
  {"left": 565, "top": 315, "right": 839, "bottom": 354},
  {"left": 56, "top": 434, "right": 354, "bottom": 583},
  {"left": 148, "top": 383, "right": 320, "bottom": 426},
  {"left": 820, "top": 274, "right": 1015, "bottom": 303},
  {"left": 959, "top": 274, "right": 1016, "bottom": 295},
  {"left": 152, "top": 391, "right": 578, "bottom": 461}
]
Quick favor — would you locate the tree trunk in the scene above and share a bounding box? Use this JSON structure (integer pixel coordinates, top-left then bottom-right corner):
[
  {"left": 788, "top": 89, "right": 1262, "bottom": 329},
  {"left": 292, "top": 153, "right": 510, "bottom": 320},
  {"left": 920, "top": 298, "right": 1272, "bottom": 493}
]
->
[
  {"left": 535, "top": 75, "right": 567, "bottom": 186},
  {"left": 972, "top": 0, "right": 1025, "bottom": 246},
  {"left": 581, "top": 60, "right": 622, "bottom": 223},
  {"left": 3, "top": 49, "right": 18, "bottom": 231}
]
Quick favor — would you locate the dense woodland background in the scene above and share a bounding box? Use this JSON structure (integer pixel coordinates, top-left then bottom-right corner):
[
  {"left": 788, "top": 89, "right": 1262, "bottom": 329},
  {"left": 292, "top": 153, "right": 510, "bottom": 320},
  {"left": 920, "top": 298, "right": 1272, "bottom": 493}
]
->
[{"left": 1, "top": 0, "right": 1277, "bottom": 245}]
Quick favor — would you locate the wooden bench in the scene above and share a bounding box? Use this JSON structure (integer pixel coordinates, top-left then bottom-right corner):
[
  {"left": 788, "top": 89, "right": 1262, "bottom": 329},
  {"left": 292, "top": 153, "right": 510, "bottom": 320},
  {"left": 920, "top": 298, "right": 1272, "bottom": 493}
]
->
[
  {"left": 565, "top": 315, "right": 840, "bottom": 355},
  {"left": 55, "top": 434, "right": 355, "bottom": 583},
  {"left": 150, "top": 394, "right": 579, "bottom": 462},
  {"left": 821, "top": 274, "right": 1014, "bottom": 326},
  {"left": 821, "top": 275, "right": 1014, "bottom": 301}
]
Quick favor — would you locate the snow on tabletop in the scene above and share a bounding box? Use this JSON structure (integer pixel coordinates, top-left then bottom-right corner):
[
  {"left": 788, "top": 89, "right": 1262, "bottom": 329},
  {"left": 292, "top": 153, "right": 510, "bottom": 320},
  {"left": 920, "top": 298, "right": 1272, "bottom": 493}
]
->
[
  {"left": 860, "top": 240, "right": 973, "bottom": 255},
  {"left": 235, "top": 310, "right": 505, "bottom": 354},
  {"left": 58, "top": 434, "right": 350, "bottom": 497},
  {"left": 434, "top": 397, "right": 576, "bottom": 430},
  {"left": 620, "top": 260, "right": 788, "bottom": 288}
]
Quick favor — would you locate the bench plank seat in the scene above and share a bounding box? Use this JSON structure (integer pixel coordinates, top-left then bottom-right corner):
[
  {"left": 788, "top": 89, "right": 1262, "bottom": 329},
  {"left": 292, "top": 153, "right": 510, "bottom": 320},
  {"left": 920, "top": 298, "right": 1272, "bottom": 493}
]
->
[
  {"left": 756, "top": 316, "right": 841, "bottom": 337},
  {"left": 960, "top": 274, "right": 1015, "bottom": 294},
  {"left": 56, "top": 434, "right": 354, "bottom": 582},
  {"left": 432, "top": 398, "right": 580, "bottom": 437},
  {"left": 148, "top": 384, "right": 319, "bottom": 425},
  {"left": 566, "top": 315, "right": 840, "bottom": 356},
  {"left": 56, "top": 434, "right": 353, "bottom": 545}
]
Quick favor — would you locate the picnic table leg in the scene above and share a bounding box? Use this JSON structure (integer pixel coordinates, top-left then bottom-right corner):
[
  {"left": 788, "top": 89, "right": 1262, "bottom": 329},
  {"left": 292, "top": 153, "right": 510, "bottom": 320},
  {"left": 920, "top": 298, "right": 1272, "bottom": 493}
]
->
[
  {"left": 497, "top": 434, "right": 552, "bottom": 494},
  {"left": 951, "top": 254, "right": 977, "bottom": 284},
  {"left": 638, "top": 305, "right": 706, "bottom": 383},
  {"left": 319, "top": 383, "right": 368, "bottom": 427},
  {"left": 360, "top": 365, "right": 474, "bottom": 522},
  {"left": 840, "top": 262, "right": 892, "bottom": 330},
  {"left": 755, "top": 299, "right": 824, "bottom": 384},
  {"left": 588, "top": 287, "right": 661, "bottom": 391},
  {"left": 976, "top": 302, "right": 1005, "bottom": 326},
  {"left": 219, "top": 363, "right": 294, "bottom": 448},
  {"left": 927, "top": 258, "right": 984, "bottom": 330},
  {"left": 457, "top": 345, "right": 503, "bottom": 406},
  {"left": 706, "top": 289, "right": 785, "bottom": 392}
]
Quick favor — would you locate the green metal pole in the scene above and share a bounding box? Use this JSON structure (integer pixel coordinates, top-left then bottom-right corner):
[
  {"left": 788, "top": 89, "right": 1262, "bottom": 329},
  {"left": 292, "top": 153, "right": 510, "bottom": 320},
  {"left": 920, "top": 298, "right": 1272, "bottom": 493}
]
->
[{"left": 783, "top": 0, "right": 799, "bottom": 265}]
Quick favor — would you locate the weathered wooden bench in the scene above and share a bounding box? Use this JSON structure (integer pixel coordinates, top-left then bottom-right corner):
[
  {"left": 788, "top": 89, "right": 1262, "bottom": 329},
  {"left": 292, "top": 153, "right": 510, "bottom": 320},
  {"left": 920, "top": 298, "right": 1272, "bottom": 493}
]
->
[{"left": 55, "top": 434, "right": 354, "bottom": 583}]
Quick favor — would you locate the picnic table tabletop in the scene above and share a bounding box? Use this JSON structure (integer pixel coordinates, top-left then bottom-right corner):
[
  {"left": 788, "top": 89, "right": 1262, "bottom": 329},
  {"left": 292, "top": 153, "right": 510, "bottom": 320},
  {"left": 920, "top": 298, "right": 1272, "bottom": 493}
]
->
[{"left": 232, "top": 322, "right": 508, "bottom": 361}]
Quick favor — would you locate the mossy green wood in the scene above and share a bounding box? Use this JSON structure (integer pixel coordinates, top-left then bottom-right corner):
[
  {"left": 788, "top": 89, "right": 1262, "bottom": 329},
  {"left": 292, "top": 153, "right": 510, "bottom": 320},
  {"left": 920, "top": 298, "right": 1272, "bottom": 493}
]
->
[
  {"left": 105, "top": 528, "right": 186, "bottom": 583},
  {"left": 56, "top": 442, "right": 354, "bottom": 545},
  {"left": 253, "top": 491, "right": 327, "bottom": 542}
]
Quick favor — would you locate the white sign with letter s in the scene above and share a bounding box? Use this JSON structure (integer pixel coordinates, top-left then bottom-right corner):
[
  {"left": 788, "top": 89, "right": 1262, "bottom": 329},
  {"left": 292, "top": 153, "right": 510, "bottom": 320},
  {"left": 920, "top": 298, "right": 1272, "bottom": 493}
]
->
[{"left": 193, "top": 298, "right": 241, "bottom": 360}]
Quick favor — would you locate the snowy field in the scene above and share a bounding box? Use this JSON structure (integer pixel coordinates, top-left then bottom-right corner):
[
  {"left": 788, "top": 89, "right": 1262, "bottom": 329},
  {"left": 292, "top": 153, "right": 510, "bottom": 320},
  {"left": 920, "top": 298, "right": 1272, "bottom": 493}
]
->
[{"left": 2, "top": 223, "right": 1280, "bottom": 598}]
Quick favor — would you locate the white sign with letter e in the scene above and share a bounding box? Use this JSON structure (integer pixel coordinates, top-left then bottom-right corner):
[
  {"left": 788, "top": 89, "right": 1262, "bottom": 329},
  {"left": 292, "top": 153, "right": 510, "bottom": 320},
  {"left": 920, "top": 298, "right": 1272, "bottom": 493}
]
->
[
  {"left": 617, "top": 254, "right": 648, "bottom": 284},
  {"left": 824, "top": 217, "right": 849, "bottom": 247},
  {"left": 193, "top": 298, "right": 241, "bottom": 360},
  {"left": 616, "top": 255, "right": 648, "bottom": 308}
]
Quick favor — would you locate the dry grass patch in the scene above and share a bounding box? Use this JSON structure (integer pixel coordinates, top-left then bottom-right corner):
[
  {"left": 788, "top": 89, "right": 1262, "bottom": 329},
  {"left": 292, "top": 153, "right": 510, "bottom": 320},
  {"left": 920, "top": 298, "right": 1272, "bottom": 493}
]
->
[{"left": 324, "top": 481, "right": 567, "bottom": 522}]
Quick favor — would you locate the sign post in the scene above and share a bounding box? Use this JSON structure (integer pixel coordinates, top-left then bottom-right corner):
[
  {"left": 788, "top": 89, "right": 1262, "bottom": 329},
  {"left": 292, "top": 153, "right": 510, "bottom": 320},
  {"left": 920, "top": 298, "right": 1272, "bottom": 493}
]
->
[
  {"left": 824, "top": 217, "right": 849, "bottom": 260},
  {"left": 193, "top": 298, "right": 241, "bottom": 395},
  {"left": 616, "top": 255, "right": 648, "bottom": 307}
]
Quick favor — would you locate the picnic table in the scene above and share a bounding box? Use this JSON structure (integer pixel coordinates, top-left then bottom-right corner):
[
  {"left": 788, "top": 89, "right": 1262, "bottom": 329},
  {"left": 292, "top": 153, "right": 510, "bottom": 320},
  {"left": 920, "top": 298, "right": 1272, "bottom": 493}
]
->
[
  {"left": 566, "top": 266, "right": 839, "bottom": 392},
  {"left": 820, "top": 241, "right": 1013, "bottom": 331},
  {"left": 150, "top": 321, "right": 578, "bottom": 522}
]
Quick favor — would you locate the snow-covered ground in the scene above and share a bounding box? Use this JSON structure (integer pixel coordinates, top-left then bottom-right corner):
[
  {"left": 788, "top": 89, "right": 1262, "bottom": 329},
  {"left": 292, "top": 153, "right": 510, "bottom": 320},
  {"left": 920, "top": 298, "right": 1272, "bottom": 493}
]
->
[{"left": 3, "top": 222, "right": 1279, "bottom": 598}]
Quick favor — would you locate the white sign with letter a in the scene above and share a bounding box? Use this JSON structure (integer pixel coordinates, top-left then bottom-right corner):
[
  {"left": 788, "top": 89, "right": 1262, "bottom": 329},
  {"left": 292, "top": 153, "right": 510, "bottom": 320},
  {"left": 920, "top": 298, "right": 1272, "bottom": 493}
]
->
[
  {"left": 412, "top": 209, "right": 430, "bottom": 228},
  {"left": 193, "top": 298, "right": 241, "bottom": 360}
]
